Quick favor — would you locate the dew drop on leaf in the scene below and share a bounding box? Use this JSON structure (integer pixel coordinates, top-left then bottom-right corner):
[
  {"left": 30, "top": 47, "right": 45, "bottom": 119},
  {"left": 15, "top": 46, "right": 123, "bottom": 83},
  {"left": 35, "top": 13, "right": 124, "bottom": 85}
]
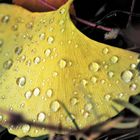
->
[
  {"left": 33, "top": 87, "right": 40, "bottom": 96},
  {"left": 34, "top": 57, "right": 41, "bottom": 64},
  {"left": 90, "top": 76, "right": 97, "bottom": 84},
  {"left": 22, "top": 124, "right": 30, "bottom": 133},
  {"left": 46, "top": 89, "right": 53, "bottom": 97},
  {"left": 121, "top": 70, "right": 133, "bottom": 83},
  {"left": 102, "top": 48, "right": 109, "bottom": 54},
  {"left": 50, "top": 100, "right": 60, "bottom": 112},
  {"left": 47, "top": 36, "right": 54, "bottom": 44},
  {"left": 0, "top": 39, "right": 3, "bottom": 47},
  {"left": 89, "top": 62, "right": 100, "bottom": 72},
  {"left": 104, "top": 94, "right": 111, "bottom": 101},
  {"left": 59, "top": 59, "right": 67, "bottom": 68},
  {"left": 15, "top": 46, "right": 23, "bottom": 55},
  {"left": 44, "top": 49, "right": 51, "bottom": 57},
  {"left": 70, "top": 97, "right": 78, "bottom": 105},
  {"left": 24, "top": 90, "right": 32, "bottom": 99},
  {"left": 37, "top": 112, "right": 46, "bottom": 122},
  {"left": 129, "top": 83, "right": 137, "bottom": 91},
  {"left": 16, "top": 76, "right": 26, "bottom": 87},
  {"left": 3, "top": 59, "right": 13, "bottom": 70},
  {"left": 1, "top": 15, "right": 10, "bottom": 23},
  {"left": 110, "top": 56, "right": 119, "bottom": 64},
  {"left": 39, "top": 33, "right": 46, "bottom": 40}
]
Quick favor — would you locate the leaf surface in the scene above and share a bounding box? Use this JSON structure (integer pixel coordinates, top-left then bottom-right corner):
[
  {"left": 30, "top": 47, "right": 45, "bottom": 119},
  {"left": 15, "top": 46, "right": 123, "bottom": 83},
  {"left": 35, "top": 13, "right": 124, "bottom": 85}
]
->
[{"left": 0, "top": 0, "right": 140, "bottom": 137}]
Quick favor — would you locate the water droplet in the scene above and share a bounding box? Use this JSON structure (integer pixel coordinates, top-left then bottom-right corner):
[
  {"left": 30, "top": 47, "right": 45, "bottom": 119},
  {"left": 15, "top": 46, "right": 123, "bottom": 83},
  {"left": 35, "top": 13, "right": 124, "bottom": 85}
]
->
[
  {"left": 109, "top": 84, "right": 112, "bottom": 87},
  {"left": 0, "top": 115, "right": 3, "bottom": 121},
  {"left": 12, "top": 24, "right": 18, "bottom": 31},
  {"left": 104, "top": 94, "right": 111, "bottom": 101},
  {"left": 19, "top": 55, "right": 26, "bottom": 62},
  {"left": 61, "top": 28, "right": 65, "bottom": 32},
  {"left": 90, "top": 76, "right": 97, "bottom": 84},
  {"left": 33, "top": 88, "right": 40, "bottom": 96},
  {"left": 130, "top": 64, "right": 136, "bottom": 69},
  {"left": 1, "top": 96, "right": 5, "bottom": 100},
  {"left": 104, "top": 65, "right": 108, "bottom": 69},
  {"left": 35, "top": 129, "right": 39, "bottom": 133},
  {"left": 81, "top": 109, "right": 84, "bottom": 114},
  {"left": 118, "top": 93, "right": 124, "bottom": 98},
  {"left": 9, "top": 106, "right": 13, "bottom": 111},
  {"left": 81, "top": 79, "right": 88, "bottom": 86},
  {"left": 102, "top": 48, "right": 109, "bottom": 54},
  {"left": 34, "top": 57, "right": 41, "bottom": 64},
  {"left": 101, "top": 79, "right": 105, "bottom": 84},
  {"left": 108, "top": 71, "right": 114, "bottom": 78},
  {"left": 84, "top": 112, "right": 89, "bottom": 118},
  {"left": 59, "top": 8, "right": 66, "bottom": 14},
  {"left": 25, "top": 60, "right": 32, "bottom": 66},
  {"left": 89, "top": 62, "right": 100, "bottom": 72},
  {"left": 39, "top": 33, "right": 46, "bottom": 40},
  {"left": 68, "top": 61, "right": 72, "bottom": 66},
  {"left": 47, "top": 36, "right": 54, "bottom": 44},
  {"left": 44, "top": 49, "right": 51, "bottom": 57},
  {"left": 68, "top": 40, "right": 71, "bottom": 44},
  {"left": 37, "top": 112, "right": 46, "bottom": 122},
  {"left": 26, "top": 22, "right": 33, "bottom": 29},
  {"left": 50, "top": 100, "right": 60, "bottom": 112},
  {"left": 1, "top": 15, "right": 10, "bottom": 23},
  {"left": 59, "top": 20, "right": 64, "bottom": 25},
  {"left": 24, "top": 90, "right": 32, "bottom": 99},
  {"left": 70, "top": 97, "right": 78, "bottom": 105},
  {"left": 15, "top": 46, "right": 23, "bottom": 55},
  {"left": 22, "top": 124, "right": 30, "bottom": 133},
  {"left": 110, "top": 56, "right": 119, "bottom": 64},
  {"left": 129, "top": 83, "right": 137, "bottom": 91},
  {"left": 73, "top": 91, "right": 78, "bottom": 95},
  {"left": 85, "top": 103, "right": 92, "bottom": 111},
  {"left": 20, "top": 103, "right": 25, "bottom": 108},
  {"left": 16, "top": 76, "right": 26, "bottom": 87},
  {"left": 59, "top": 59, "right": 67, "bottom": 68},
  {"left": 53, "top": 72, "right": 58, "bottom": 77},
  {"left": 31, "top": 48, "right": 36, "bottom": 53},
  {"left": 46, "top": 89, "right": 53, "bottom": 97},
  {"left": 75, "top": 44, "right": 79, "bottom": 48},
  {"left": 3, "top": 59, "right": 13, "bottom": 70},
  {"left": 121, "top": 70, "right": 133, "bottom": 83},
  {"left": 0, "top": 39, "right": 3, "bottom": 47}
]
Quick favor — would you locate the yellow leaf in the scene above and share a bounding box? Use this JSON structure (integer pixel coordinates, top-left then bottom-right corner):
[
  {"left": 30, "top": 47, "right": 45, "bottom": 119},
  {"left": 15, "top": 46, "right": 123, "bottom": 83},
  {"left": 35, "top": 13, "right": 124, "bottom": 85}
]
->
[{"left": 0, "top": 0, "right": 140, "bottom": 137}]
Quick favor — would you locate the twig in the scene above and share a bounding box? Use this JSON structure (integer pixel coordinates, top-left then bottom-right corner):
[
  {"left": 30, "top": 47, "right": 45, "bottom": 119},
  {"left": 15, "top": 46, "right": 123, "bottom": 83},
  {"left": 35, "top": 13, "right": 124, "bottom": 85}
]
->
[
  {"left": 111, "top": 130, "right": 140, "bottom": 140},
  {"left": 72, "top": 16, "right": 112, "bottom": 32},
  {"left": 39, "top": 0, "right": 112, "bottom": 32},
  {"left": 59, "top": 101, "right": 80, "bottom": 130},
  {"left": 127, "top": 0, "right": 136, "bottom": 27}
]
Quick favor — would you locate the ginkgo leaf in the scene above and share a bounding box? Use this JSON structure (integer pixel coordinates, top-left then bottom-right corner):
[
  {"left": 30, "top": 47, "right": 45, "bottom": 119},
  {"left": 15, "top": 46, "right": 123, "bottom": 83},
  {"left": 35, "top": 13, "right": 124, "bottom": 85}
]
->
[{"left": 0, "top": 0, "right": 140, "bottom": 138}]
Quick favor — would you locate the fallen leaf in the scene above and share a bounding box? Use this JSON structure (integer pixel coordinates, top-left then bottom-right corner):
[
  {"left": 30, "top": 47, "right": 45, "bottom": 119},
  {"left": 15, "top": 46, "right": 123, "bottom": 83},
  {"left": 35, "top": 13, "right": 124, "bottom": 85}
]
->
[{"left": 0, "top": 0, "right": 140, "bottom": 137}]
